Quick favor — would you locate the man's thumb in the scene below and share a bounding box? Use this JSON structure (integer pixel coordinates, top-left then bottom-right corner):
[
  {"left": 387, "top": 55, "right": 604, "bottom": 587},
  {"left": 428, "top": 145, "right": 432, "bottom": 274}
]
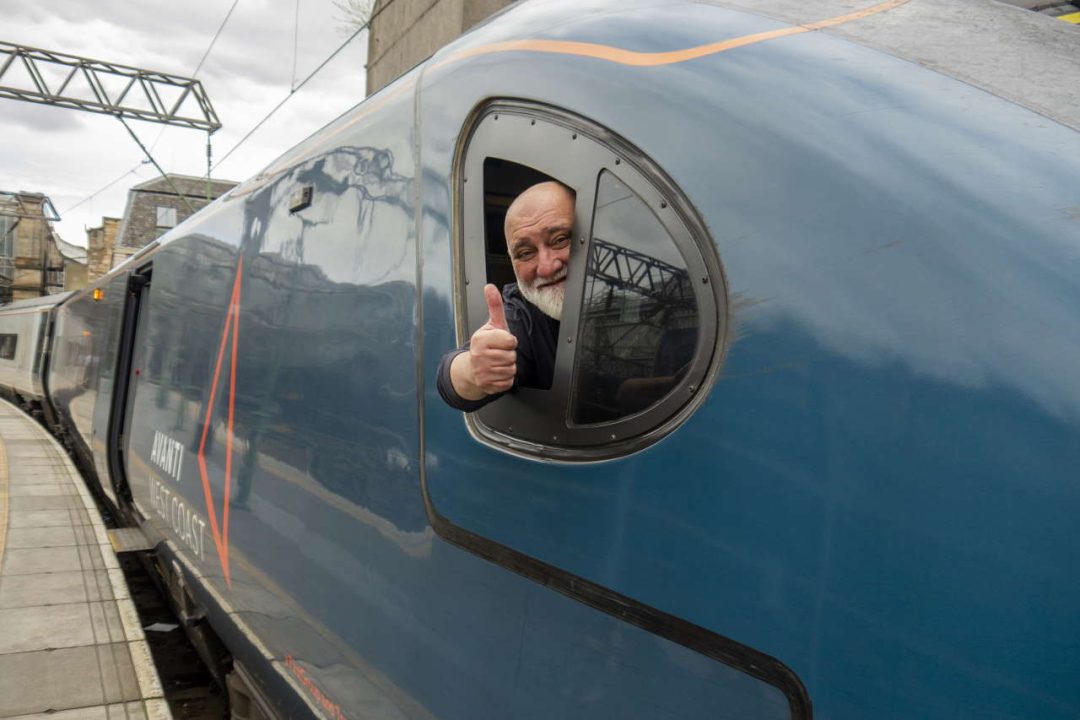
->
[{"left": 484, "top": 284, "right": 508, "bottom": 330}]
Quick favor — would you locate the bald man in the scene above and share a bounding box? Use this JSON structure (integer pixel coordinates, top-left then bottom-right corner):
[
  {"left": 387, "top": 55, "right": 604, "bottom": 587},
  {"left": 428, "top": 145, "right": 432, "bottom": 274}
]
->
[{"left": 437, "top": 181, "right": 574, "bottom": 411}]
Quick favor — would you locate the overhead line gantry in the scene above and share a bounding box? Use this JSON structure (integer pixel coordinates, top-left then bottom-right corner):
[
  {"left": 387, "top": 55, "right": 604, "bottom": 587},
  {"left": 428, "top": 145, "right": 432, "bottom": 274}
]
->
[{"left": 0, "top": 41, "right": 221, "bottom": 132}]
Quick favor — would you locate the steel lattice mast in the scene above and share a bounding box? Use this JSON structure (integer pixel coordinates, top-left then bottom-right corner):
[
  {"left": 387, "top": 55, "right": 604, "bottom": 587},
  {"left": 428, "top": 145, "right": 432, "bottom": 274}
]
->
[{"left": 0, "top": 41, "right": 221, "bottom": 133}]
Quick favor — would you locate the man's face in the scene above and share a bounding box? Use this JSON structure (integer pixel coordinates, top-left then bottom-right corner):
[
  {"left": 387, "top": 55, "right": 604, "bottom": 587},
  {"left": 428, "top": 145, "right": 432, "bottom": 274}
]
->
[{"left": 505, "top": 182, "right": 574, "bottom": 320}]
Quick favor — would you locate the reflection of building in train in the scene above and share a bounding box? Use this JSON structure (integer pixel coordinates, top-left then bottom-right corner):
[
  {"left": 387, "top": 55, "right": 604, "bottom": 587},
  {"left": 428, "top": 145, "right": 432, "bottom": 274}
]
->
[
  {"left": 0, "top": 190, "right": 87, "bottom": 302},
  {"left": 138, "top": 233, "right": 419, "bottom": 524}
]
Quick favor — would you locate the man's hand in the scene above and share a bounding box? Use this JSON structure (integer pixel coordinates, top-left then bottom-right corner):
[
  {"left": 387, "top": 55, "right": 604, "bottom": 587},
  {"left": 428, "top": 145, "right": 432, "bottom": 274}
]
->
[{"left": 449, "top": 284, "right": 518, "bottom": 401}]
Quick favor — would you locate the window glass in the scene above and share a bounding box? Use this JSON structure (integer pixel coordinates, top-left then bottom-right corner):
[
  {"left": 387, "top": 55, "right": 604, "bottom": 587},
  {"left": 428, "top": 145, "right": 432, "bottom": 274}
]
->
[
  {"left": 156, "top": 206, "right": 177, "bottom": 229},
  {"left": 0, "top": 333, "right": 18, "bottom": 361},
  {"left": 0, "top": 217, "right": 14, "bottom": 288},
  {"left": 570, "top": 171, "right": 698, "bottom": 424},
  {"left": 0, "top": 217, "right": 14, "bottom": 258}
]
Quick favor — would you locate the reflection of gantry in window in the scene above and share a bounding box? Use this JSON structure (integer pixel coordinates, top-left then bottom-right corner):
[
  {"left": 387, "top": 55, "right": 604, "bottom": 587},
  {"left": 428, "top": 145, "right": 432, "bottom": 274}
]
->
[
  {"left": 587, "top": 238, "right": 693, "bottom": 309},
  {"left": 0, "top": 42, "right": 221, "bottom": 132},
  {"left": 580, "top": 238, "right": 696, "bottom": 379}
]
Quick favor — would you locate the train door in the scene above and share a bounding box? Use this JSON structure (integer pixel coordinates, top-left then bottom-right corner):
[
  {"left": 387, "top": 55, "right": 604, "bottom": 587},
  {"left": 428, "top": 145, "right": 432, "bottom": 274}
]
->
[
  {"left": 36, "top": 305, "right": 62, "bottom": 427},
  {"left": 106, "top": 264, "right": 152, "bottom": 508},
  {"left": 420, "top": 101, "right": 808, "bottom": 718}
]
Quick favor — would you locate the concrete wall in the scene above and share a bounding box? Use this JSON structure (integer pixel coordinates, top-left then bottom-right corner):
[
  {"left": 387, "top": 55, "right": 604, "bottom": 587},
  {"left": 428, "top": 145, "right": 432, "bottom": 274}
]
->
[
  {"left": 63, "top": 257, "right": 88, "bottom": 292},
  {"left": 462, "top": 0, "right": 509, "bottom": 28},
  {"left": 366, "top": 0, "right": 513, "bottom": 95}
]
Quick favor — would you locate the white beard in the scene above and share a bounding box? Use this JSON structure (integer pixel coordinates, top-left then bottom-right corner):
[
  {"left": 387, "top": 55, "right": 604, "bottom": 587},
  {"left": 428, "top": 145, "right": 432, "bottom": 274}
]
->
[{"left": 519, "top": 269, "right": 566, "bottom": 321}]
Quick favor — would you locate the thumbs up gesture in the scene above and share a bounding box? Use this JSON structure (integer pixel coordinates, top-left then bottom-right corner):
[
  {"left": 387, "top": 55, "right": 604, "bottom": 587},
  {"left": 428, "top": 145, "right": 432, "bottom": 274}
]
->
[
  {"left": 449, "top": 284, "right": 519, "bottom": 400},
  {"left": 483, "top": 282, "right": 509, "bottom": 332}
]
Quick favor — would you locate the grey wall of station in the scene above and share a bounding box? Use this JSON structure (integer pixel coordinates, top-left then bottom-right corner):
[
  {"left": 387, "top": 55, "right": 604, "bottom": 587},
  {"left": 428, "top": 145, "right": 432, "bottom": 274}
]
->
[{"left": 366, "top": 0, "right": 514, "bottom": 96}]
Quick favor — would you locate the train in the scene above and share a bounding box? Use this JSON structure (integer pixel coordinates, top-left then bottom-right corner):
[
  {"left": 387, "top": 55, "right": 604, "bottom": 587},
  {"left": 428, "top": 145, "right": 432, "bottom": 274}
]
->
[{"left": 1, "top": 0, "right": 1078, "bottom": 717}]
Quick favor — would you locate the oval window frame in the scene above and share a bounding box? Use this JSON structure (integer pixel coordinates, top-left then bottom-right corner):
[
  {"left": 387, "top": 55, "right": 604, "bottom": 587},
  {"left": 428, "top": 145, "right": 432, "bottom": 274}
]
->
[{"left": 453, "top": 100, "right": 728, "bottom": 461}]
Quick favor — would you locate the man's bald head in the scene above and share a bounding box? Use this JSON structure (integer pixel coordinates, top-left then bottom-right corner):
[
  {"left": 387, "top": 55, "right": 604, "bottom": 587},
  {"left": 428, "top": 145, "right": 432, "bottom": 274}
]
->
[{"left": 504, "top": 181, "right": 575, "bottom": 241}]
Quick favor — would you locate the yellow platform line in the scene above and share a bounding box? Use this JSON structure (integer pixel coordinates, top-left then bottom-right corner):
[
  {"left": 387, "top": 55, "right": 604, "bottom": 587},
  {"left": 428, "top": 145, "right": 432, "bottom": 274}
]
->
[
  {"left": 0, "top": 430, "right": 8, "bottom": 575},
  {"left": 1059, "top": 11, "right": 1080, "bottom": 23}
]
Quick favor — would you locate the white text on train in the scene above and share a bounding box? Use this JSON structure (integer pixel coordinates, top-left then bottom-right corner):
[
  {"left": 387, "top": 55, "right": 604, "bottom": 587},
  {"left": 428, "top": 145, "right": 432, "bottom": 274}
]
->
[
  {"left": 149, "top": 476, "right": 206, "bottom": 560},
  {"left": 150, "top": 431, "right": 184, "bottom": 483}
]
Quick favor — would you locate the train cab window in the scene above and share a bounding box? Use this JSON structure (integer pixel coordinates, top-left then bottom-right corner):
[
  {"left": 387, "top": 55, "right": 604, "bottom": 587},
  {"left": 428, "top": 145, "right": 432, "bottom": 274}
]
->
[
  {"left": 0, "top": 333, "right": 16, "bottom": 361},
  {"left": 570, "top": 171, "right": 698, "bottom": 424},
  {"left": 456, "top": 102, "right": 724, "bottom": 460}
]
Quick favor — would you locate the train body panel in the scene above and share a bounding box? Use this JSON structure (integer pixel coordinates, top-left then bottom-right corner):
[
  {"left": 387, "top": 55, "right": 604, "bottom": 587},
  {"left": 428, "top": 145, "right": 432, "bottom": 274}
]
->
[
  {"left": 114, "top": 70, "right": 425, "bottom": 717},
  {"left": 0, "top": 293, "right": 68, "bottom": 401},
  {"left": 47, "top": 272, "right": 133, "bottom": 506},
  {"left": 0, "top": 1, "right": 1076, "bottom": 718},
  {"left": 421, "top": 3, "right": 1080, "bottom": 718}
]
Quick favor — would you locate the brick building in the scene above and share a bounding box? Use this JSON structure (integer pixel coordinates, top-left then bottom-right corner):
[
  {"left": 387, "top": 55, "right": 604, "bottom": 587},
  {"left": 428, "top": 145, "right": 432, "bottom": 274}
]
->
[
  {"left": 58, "top": 237, "right": 88, "bottom": 292},
  {"left": 86, "top": 217, "right": 122, "bottom": 282},
  {"left": 84, "top": 174, "right": 237, "bottom": 283},
  {"left": 116, "top": 174, "right": 237, "bottom": 250}
]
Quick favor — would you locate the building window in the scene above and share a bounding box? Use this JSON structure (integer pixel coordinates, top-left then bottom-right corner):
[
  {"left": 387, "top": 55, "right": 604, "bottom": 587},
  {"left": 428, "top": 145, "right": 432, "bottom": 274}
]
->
[
  {"left": 0, "top": 216, "right": 15, "bottom": 285},
  {"left": 0, "top": 333, "right": 17, "bottom": 361},
  {"left": 455, "top": 102, "right": 725, "bottom": 460},
  {"left": 0, "top": 216, "right": 14, "bottom": 255},
  {"left": 156, "top": 206, "right": 177, "bottom": 228}
]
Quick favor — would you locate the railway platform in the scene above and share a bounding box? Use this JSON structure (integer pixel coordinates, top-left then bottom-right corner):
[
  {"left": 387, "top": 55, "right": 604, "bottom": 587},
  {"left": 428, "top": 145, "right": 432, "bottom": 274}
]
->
[{"left": 0, "top": 399, "right": 171, "bottom": 720}]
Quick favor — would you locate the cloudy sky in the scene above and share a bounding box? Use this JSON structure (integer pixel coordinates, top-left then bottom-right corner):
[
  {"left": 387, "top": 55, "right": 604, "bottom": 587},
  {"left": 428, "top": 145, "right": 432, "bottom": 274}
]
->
[{"left": 1, "top": 0, "right": 371, "bottom": 246}]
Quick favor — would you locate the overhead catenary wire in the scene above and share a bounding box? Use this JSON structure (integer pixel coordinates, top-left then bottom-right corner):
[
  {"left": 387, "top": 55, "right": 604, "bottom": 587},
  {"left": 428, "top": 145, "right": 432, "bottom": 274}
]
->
[
  {"left": 60, "top": 0, "right": 242, "bottom": 218},
  {"left": 150, "top": 0, "right": 242, "bottom": 198},
  {"left": 118, "top": 117, "right": 197, "bottom": 214},
  {"left": 145, "top": 0, "right": 241, "bottom": 153},
  {"left": 213, "top": 0, "right": 393, "bottom": 171},
  {"left": 193, "top": 0, "right": 242, "bottom": 78},
  {"left": 292, "top": 0, "right": 301, "bottom": 91},
  {"left": 61, "top": 165, "right": 146, "bottom": 215},
  {"left": 62, "top": 0, "right": 378, "bottom": 218}
]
